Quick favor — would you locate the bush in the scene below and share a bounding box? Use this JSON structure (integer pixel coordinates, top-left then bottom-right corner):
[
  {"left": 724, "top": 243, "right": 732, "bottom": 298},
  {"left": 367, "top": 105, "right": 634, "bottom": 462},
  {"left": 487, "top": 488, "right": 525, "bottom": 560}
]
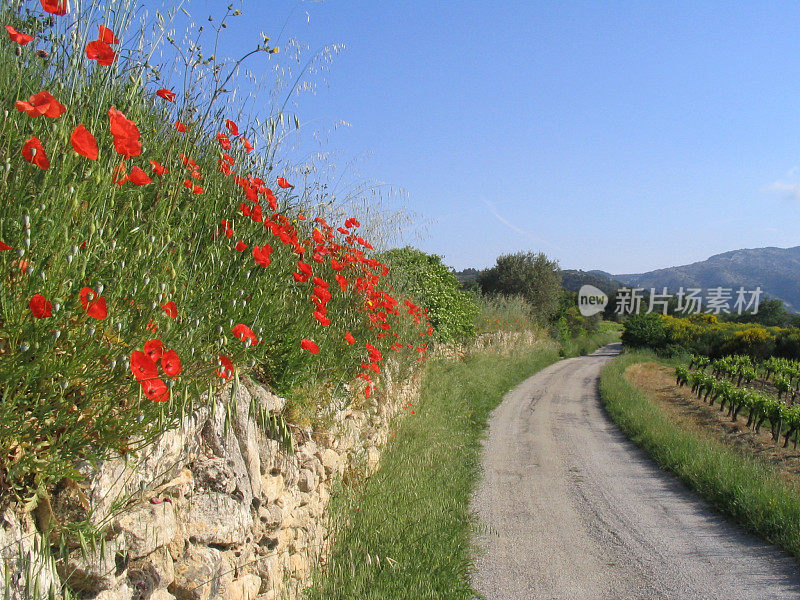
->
[
  {"left": 621, "top": 313, "right": 668, "bottom": 349},
  {"left": 476, "top": 251, "right": 562, "bottom": 324},
  {"left": 377, "top": 247, "right": 479, "bottom": 341}
]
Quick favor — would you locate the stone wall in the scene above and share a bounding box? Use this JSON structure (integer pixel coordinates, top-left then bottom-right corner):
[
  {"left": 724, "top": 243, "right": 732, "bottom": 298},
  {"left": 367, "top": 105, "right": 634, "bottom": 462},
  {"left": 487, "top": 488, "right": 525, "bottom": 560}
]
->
[{"left": 0, "top": 330, "right": 548, "bottom": 600}]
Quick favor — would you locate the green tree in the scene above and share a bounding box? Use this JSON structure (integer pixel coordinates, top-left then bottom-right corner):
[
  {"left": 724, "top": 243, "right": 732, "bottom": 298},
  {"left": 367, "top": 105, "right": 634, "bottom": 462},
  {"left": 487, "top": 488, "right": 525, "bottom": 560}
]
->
[
  {"left": 378, "top": 247, "right": 479, "bottom": 341},
  {"left": 477, "top": 251, "right": 562, "bottom": 323}
]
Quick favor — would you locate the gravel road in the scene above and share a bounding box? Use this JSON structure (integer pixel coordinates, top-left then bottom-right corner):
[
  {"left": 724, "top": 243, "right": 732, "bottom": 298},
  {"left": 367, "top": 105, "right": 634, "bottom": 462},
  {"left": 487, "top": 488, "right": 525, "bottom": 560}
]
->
[{"left": 472, "top": 343, "right": 800, "bottom": 599}]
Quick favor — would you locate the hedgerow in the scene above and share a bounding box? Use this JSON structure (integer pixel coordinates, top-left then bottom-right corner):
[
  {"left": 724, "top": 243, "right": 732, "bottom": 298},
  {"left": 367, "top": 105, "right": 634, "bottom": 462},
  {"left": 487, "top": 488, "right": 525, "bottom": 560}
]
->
[{"left": 0, "top": 0, "right": 433, "bottom": 502}]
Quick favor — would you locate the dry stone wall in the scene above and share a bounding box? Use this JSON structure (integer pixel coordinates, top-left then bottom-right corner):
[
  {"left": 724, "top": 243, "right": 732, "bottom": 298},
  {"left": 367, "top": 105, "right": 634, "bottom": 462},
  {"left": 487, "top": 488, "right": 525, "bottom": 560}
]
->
[{"left": 0, "top": 330, "right": 548, "bottom": 600}]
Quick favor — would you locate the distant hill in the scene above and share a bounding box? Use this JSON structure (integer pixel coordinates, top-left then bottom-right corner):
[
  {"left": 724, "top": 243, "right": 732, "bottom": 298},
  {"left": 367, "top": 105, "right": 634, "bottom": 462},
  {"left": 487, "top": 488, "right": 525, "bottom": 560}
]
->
[
  {"left": 561, "top": 270, "right": 625, "bottom": 296},
  {"left": 613, "top": 246, "right": 800, "bottom": 311}
]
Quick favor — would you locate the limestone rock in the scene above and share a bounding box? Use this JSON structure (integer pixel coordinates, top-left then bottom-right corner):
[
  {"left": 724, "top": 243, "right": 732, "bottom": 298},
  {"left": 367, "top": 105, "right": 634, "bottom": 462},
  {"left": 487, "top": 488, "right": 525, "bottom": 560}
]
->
[
  {"left": 257, "top": 504, "right": 282, "bottom": 530},
  {"left": 0, "top": 509, "right": 59, "bottom": 600},
  {"left": 116, "top": 501, "right": 177, "bottom": 559},
  {"left": 297, "top": 470, "right": 316, "bottom": 493},
  {"left": 58, "top": 534, "right": 124, "bottom": 594},
  {"left": 95, "top": 582, "right": 133, "bottom": 600},
  {"left": 127, "top": 546, "right": 175, "bottom": 595},
  {"left": 169, "top": 545, "right": 225, "bottom": 600},
  {"left": 224, "top": 574, "right": 260, "bottom": 600},
  {"left": 319, "top": 449, "right": 341, "bottom": 478},
  {"left": 183, "top": 492, "right": 249, "bottom": 546}
]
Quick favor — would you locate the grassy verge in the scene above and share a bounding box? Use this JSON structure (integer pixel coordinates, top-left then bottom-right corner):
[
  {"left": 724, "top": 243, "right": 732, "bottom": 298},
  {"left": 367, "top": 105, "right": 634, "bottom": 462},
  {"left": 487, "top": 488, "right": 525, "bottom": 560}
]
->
[
  {"left": 305, "top": 341, "right": 561, "bottom": 599},
  {"left": 306, "top": 330, "right": 619, "bottom": 599},
  {"left": 600, "top": 350, "right": 800, "bottom": 559}
]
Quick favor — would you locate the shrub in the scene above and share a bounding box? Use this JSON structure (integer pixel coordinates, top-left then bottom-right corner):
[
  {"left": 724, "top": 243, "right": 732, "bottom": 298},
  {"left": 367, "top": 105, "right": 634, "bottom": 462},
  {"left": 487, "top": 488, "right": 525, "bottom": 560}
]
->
[
  {"left": 621, "top": 313, "right": 668, "bottom": 349},
  {"left": 377, "top": 247, "right": 478, "bottom": 341},
  {"left": 476, "top": 251, "right": 562, "bottom": 324}
]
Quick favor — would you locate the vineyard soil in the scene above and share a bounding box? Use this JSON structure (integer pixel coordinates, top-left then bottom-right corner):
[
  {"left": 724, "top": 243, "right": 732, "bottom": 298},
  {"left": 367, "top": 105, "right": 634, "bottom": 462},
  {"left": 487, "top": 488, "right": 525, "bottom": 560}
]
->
[{"left": 626, "top": 362, "right": 800, "bottom": 480}]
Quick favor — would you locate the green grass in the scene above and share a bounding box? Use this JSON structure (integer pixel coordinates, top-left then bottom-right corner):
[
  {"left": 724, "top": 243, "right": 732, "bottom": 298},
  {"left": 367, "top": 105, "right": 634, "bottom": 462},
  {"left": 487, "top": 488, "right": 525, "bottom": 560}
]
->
[
  {"left": 305, "top": 341, "right": 561, "bottom": 599},
  {"left": 561, "top": 321, "right": 621, "bottom": 357},
  {"left": 600, "top": 349, "right": 800, "bottom": 559}
]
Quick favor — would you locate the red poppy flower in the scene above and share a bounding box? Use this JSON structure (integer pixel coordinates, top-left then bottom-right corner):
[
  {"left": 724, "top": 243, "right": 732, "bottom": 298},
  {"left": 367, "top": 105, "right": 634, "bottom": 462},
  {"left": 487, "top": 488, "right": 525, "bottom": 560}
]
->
[
  {"left": 235, "top": 240, "right": 247, "bottom": 252},
  {"left": 233, "top": 324, "right": 259, "bottom": 346},
  {"left": 216, "top": 132, "right": 231, "bottom": 150},
  {"left": 314, "top": 311, "right": 331, "bottom": 327},
  {"left": 108, "top": 106, "right": 142, "bottom": 157},
  {"left": 6, "top": 26, "right": 33, "bottom": 45},
  {"left": 335, "top": 274, "right": 348, "bottom": 292},
  {"left": 21, "top": 137, "right": 49, "bottom": 170},
  {"left": 300, "top": 338, "right": 319, "bottom": 354},
  {"left": 149, "top": 160, "right": 168, "bottom": 175},
  {"left": 113, "top": 136, "right": 142, "bottom": 158},
  {"left": 141, "top": 377, "right": 169, "bottom": 402},
  {"left": 161, "top": 349, "right": 182, "bottom": 378},
  {"left": 40, "top": 0, "right": 67, "bottom": 15},
  {"left": 108, "top": 106, "right": 140, "bottom": 139},
  {"left": 15, "top": 90, "right": 66, "bottom": 119},
  {"left": 345, "top": 331, "right": 355, "bottom": 345},
  {"left": 241, "top": 137, "right": 253, "bottom": 152},
  {"left": 113, "top": 162, "right": 128, "bottom": 186},
  {"left": 216, "top": 355, "right": 234, "bottom": 379},
  {"left": 0, "top": 241, "right": 11, "bottom": 251},
  {"left": 29, "top": 293, "right": 52, "bottom": 318},
  {"left": 156, "top": 88, "right": 176, "bottom": 102},
  {"left": 127, "top": 166, "right": 152, "bottom": 186},
  {"left": 365, "top": 386, "right": 372, "bottom": 399},
  {"left": 130, "top": 350, "right": 158, "bottom": 381},
  {"left": 85, "top": 40, "right": 116, "bottom": 65},
  {"left": 162, "top": 300, "right": 177, "bottom": 318},
  {"left": 366, "top": 343, "right": 382, "bottom": 363},
  {"left": 174, "top": 120, "right": 188, "bottom": 132},
  {"left": 79, "top": 286, "right": 107, "bottom": 319},
  {"left": 225, "top": 119, "right": 239, "bottom": 135},
  {"left": 192, "top": 184, "right": 204, "bottom": 194},
  {"left": 277, "top": 177, "right": 292, "bottom": 189},
  {"left": 144, "top": 339, "right": 164, "bottom": 362},
  {"left": 98, "top": 25, "right": 119, "bottom": 44},
  {"left": 70, "top": 124, "right": 98, "bottom": 160},
  {"left": 252, "top": 245, "right": 272, "bottom": 267}
]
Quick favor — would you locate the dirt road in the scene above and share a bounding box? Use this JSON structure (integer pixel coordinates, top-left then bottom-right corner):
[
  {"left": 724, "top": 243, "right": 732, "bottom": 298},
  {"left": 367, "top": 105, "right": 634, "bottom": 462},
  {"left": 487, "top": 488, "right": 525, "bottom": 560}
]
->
[{"left": 472, "top": 343, "right": 800, "bottom": 599}]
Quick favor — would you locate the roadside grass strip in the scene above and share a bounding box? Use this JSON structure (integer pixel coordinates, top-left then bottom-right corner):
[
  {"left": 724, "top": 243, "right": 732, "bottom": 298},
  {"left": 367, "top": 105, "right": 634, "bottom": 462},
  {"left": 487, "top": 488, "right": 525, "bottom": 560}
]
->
[
  {"left": 305, "top": 342, "right": 561, "bottom": 599},
  {"left": 600, "top": 350, "right": 800, "bottom": 560}
]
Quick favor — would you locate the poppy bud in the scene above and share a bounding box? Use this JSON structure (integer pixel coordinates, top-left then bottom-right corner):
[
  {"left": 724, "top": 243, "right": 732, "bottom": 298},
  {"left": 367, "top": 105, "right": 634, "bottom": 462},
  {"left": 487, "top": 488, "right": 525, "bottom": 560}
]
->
[
  {"left": 144, "top": 277, "right": 150, "bottom": 285},
  {"left": 66, "top": 255, "right": 73, "bottom": 264},
  {"left": 53, "top": 330, "right": 60, "bottom": 339},
  {"left": 136, "top": 414, "right": 144, "bottom": 423},
  {"left": 96, "top": 283, "right": 104, "bottom": 294},
  {"left": 16, "top": 249, "right": 24, "bottom": 257},
  {"left": 60, "top": 381, "right": 68, "bottom": 390},
  {"left": 109, "top": 360, "right": 116, "bottom": 369},
  {"left": 20, "top": 343, "right": 29, "bottom": 352}
]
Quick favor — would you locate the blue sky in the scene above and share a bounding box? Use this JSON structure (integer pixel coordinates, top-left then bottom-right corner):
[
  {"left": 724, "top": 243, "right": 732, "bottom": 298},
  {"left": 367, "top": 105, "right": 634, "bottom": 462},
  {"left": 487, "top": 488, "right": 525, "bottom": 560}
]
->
[{"left": 149, "top": 0, "right": 800, "bottom": 273}]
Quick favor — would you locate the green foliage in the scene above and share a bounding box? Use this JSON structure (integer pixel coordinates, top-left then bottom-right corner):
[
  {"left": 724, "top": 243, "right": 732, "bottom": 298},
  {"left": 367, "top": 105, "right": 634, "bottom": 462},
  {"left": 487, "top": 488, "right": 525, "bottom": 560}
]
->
[
  {"left": 621, "top": 313, "right": 669, "bottom": 349},
  {"left": 472, "top": 292, "right": 536, "bottom": 334},
  {"left": 622, "top": 313, "right": 800, "bottom": 361},
  {"left": 0, "top": 1, "right": 431, "bottom": 499},
  {"left": 378, "top": 247, "right": 479, "bottom": 341},
  {"left": 476, "top": 251, "right": 562, "bottom": 324}
]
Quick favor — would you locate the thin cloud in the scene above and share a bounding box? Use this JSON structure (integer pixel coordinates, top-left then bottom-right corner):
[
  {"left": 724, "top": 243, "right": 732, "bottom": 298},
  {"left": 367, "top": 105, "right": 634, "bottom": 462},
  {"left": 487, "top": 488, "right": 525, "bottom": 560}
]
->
[
  {"left": 765, "top": 169, "right": 800, "bottom": 200},
  {"left": 481, "top": 198, "right": 567, "bottom": 254}
]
